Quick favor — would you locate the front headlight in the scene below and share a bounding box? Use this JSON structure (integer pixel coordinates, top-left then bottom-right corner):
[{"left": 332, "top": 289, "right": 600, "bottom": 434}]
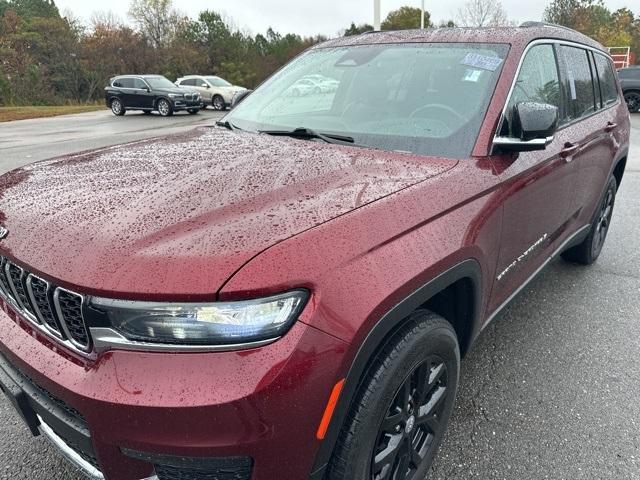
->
[
  {"left": 168, "top": 93, "right": 182, "bottom": 99},
  {"left": 88, "top": 290, "right": 308, "bottom": 346}
]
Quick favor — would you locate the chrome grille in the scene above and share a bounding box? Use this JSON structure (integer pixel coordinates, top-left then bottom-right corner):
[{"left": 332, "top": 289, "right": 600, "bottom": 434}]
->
[{"left": 0, "top": 256, "right": 92, "bottom": 355}]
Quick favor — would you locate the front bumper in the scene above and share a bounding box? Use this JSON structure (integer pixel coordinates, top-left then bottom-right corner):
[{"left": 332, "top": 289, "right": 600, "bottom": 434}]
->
[
  {"left": 0, "top": 298, "right": 348, "bottom": 480},
  {"left": 172, "top": 99, "right": 203, "bottom": 111}
]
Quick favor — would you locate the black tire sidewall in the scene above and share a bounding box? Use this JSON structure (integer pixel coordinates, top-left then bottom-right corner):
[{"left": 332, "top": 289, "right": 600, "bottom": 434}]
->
[
  {"left": 625, "top": 92, "right": 640, "bottom": 113},
  {"left": 332, "top": 313, "right": 460, "bottom": 480}
]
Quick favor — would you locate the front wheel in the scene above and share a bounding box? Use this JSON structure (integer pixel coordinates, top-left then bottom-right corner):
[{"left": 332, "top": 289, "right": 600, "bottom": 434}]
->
[
  {"left": 624, "top": 91, "right": 640, "bottom": 113},
  {"left": 562, "top": 175, "right": 617, "bottom": 265},
  {"left": 157, "top": 99, "right": 173, "bottom": 117},
  {"left": 328, "top": 311, "right": 459, "bottom": 480},
  {"left": 212, "top": 95, "right": 226, "bottom": 111},
  {"left": 110, "top": 98, "right": 125, "bottom": 116}
]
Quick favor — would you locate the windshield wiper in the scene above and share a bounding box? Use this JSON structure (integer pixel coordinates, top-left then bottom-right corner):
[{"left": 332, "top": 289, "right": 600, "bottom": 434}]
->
[
  {"left": 215, "top": 120, "right": 241, "bottom": 131},
  {"left": 259, "top": 127, "right": 355, "bottom": 145}
]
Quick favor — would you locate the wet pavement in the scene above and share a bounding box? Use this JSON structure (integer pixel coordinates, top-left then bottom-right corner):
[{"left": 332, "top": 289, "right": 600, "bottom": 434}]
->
[{"left": 0, "top": 113, "right": 639, "bottom": 479}]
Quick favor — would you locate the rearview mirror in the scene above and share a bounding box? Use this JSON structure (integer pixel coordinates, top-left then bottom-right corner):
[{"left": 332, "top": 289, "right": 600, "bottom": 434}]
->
[
  {"left": 231, "top": 89, "right": 253, "bottom": 109},
  {"left": 494, "top": 102, "right": 559, "bottom": 152}
]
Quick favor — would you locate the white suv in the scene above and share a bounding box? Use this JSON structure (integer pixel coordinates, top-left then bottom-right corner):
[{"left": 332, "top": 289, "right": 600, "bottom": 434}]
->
[{"left": 175, "top": 75, "right": 246, "bottom": 111}]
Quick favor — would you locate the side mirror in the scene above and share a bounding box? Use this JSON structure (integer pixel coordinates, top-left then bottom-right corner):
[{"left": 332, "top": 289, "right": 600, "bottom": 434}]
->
[
  {"left": 494, "top": 102, "right": 559, "bottom": 152},
  {"left": 202, "top": 83, "right": 210, "bottom": 88},
  {"left": 231, "top": 89, "right": 253, "bottom": 109}
]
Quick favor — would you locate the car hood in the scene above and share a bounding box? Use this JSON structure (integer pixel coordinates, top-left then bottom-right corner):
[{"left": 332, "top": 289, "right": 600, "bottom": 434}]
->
[
  {"left": 0, "top": 128, "right": 456, "bottom": 299},
  {"left": 156, "top": 86, "right": 193, "bottom": 95}
]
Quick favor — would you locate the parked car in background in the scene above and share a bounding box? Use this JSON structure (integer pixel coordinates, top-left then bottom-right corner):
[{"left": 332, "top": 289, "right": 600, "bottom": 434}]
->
[
  {"left": 619, "top": 66, "right": 640, "bottom": 112},
  {"left": 175, "top": 75, "right": 246, "bottom": 111},
  {"left": 0, "top": 25, "right": 628, "bottom": 480},
  {"left": 105, "top": 75, "right": 202, "bottom": 117}
]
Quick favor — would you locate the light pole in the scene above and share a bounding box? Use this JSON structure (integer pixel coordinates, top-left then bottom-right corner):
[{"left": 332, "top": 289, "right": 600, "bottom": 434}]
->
[
  {"left": 374, "top": 0, "right": 381, "bottom": 31},
  {"left": 421, "top": 0, "right": 426, "bottom": 29}
]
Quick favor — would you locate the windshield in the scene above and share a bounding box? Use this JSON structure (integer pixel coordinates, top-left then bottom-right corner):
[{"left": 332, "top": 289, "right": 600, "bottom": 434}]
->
[
  {"left": 226, "top": 43, "right": 508, "bottom": 158},
  {"left": 206, "top": 76, "right": 232, "bottom": 87},
  {"left": 145, "top": 76, "right": 176, "bottom": 89}
]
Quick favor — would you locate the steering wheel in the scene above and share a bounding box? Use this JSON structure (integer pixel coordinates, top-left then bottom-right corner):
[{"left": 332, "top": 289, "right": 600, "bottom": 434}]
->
[{"left": 410, "top": 104, "right": 466, "bottom": 127}]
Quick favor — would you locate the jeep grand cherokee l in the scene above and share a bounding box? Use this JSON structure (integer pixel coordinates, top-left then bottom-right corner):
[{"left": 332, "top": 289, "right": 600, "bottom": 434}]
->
[
  {"left": 105, "top": 75, "right": 203, "bottom": 117},
  {"left": 0, "top": 24, "right": 629, "bottom": 480}
]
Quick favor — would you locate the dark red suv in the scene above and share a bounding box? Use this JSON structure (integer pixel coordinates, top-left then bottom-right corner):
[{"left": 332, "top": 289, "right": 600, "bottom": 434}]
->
[{"left": 0, "top": 24, "right": 629, "bottom": 480}]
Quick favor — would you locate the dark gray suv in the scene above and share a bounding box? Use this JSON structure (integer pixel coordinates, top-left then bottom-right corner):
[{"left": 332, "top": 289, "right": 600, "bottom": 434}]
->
[{"left": 619, "top": 66, "right": 640, "bottom": 112}]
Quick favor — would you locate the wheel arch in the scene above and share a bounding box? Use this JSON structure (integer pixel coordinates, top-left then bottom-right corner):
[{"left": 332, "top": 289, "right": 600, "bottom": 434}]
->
[
  {"left": 309, "top": 258, "right": 482, "bottom": 479},
  {"left": 613, "top": 155, "right": 627, "bottom": 188}
]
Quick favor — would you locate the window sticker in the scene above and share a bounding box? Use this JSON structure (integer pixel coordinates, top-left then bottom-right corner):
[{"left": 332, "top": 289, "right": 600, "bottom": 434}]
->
[
  {"left": 462, "top": 69, "right": 483, "bottom": 82},
  {"left": 567, "top": 68, "right": 577, "bottom": 100},
  {"left": 460, "top": 53, "right": 503, "bottom": 72}
]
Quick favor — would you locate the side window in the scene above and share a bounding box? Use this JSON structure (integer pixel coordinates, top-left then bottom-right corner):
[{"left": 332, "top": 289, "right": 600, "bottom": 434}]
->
[
  {"left": 593, "top": 53, "right": 619, "bottom": 107},
  {"left": 119, "top": 78, "right": 135, "bottom": 89},
  {"left": 134, "top": 78, "right": 148, "bottom": 89},
  {"left": 558, "top": 45, "right": 597, "bottom": 122},
  {"left": 501, "top": 44, "right": 560, "bottom": 137},
  {"left": 181, "top": 79, "right": 194, "bottom": 86},
  {"left": 113, "top": 79, "right": 123, "bottom": 87}
]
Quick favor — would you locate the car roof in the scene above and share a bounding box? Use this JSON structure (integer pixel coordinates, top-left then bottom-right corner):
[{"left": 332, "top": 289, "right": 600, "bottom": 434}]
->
[{"left": 316, "top": 23, "right": 605, "bottom": 53}]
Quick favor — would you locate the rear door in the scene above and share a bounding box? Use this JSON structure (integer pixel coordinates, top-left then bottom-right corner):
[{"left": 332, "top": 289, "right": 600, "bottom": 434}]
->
[
  {"left": 489, "top": 43, "right": 579, "bottom": 312},
  {"left": 115, "top": 77, "right": 136, "bottom": 107},
  {"left": 556, "top": 45, "right": 618, "bottom": 226}
]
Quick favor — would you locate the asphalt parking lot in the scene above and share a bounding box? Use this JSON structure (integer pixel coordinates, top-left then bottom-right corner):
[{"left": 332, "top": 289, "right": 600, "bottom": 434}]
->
[
  {"left": 0, "top": 108, "right": 226, "bottom": 174},
  {"left": 0, "top": 111, "right": 639, "bottom": 479}
]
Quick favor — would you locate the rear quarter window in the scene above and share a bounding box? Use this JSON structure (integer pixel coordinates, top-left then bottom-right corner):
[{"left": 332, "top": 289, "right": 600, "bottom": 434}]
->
[{"left": 593, "top": 54, "right": 619, "bottom": 107}]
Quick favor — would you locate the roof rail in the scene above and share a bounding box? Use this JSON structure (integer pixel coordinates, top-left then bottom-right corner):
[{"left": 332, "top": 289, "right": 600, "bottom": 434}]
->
[{"left": 519, "top": 21, "right": 577, "bottom": 34}]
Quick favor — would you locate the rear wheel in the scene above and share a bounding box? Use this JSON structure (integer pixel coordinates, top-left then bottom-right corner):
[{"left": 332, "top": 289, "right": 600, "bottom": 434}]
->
[
  {"left": 562, "top": 175, "right": 617, "bottom": 265},
  {"left": 212, "top": 95, "right": 225, "bottom": 111},
  {"left": 328, "top": 311, "right": 459, "bottom": 480},
  {"left": 624, "top": 91, "right": 640, "bottom": 113},
  {"left": 110, "top": 98, "right": 125, "bottom": 116},
  {"left": 157, "top": 99, "right": 173, "bottom": 117}
]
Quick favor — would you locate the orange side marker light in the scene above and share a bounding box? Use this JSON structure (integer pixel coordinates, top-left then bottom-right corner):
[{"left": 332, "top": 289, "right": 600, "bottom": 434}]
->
[{"left": 316, "top": 379, "right": 346, "bottom": 440}]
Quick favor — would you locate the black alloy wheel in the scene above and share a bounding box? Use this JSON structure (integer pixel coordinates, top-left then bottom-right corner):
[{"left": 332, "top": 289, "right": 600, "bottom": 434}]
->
[
  {"left": 371, "top": 357, "right": 449, "bottom": 480},
  {"left": 591, "top": 180, "right": 615, "bottom": 259},
  {"left": 624, "top": 91, "right": 640, "bottom": 113}
]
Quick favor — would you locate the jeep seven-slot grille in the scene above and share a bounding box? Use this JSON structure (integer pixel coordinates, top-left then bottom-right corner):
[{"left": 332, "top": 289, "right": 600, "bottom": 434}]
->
[{"left": 0, "top": 256, "right": 92, "bottom": 354}]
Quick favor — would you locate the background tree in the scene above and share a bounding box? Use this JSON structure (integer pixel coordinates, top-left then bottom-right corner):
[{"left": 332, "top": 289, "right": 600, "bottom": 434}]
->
[
  {"left": 344, "top": 22, "right": 373, "bottom": 36},
  {"left": 457, "top": 0, "right": 510, "bottom": 27},
  {"left": 382, "top": 6, "right": 431, "bottom": 30},
  {"left": 128, "top": 0, "right": 182, "bottom": 48}
]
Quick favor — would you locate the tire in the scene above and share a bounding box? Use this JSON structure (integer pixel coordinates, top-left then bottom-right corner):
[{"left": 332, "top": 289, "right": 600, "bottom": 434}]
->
[
  {"left": 188, "top": 109, "right": 200, "bottom": 115},
  {"left": 562, "top": 175, "right": 617, "bottom": 265},
  {"left": 328, "top": 311, "right": 460, "bottom": 480},
  {"left": 110, "top": 98, "right": 125, "bottom": 116},
  {"left": 212, "top": 95, "right": 225, "bottom": 111},
  {"left": 624, "top": 91, "right": 640, "bottom": 113},
  {"left": 157, "top": 98, "right": 173, "bottom": 117}
]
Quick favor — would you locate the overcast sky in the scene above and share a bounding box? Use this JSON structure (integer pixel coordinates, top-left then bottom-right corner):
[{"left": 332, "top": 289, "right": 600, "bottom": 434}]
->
[{"left": 55, "top": 0, "right": 639, "bottom": 37}]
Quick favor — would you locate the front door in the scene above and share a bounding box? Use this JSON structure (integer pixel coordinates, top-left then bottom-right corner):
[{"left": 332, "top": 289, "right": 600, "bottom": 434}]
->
[{"left": 489, "top": 43, "right": 579, "bottom": 313}]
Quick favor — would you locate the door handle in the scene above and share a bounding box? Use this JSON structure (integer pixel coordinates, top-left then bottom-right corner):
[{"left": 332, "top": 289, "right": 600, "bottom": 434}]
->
[
  {"left": 560, "top": 142, "right": 580, "bottom": 160},
  {"left": 604, "top": 122, "right": 618, "bottom": 133}
]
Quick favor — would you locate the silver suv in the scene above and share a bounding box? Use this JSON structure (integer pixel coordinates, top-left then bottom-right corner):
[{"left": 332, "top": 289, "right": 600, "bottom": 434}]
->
[{"left": 175, "top": 75, "right": 246, "bottom": 111}]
